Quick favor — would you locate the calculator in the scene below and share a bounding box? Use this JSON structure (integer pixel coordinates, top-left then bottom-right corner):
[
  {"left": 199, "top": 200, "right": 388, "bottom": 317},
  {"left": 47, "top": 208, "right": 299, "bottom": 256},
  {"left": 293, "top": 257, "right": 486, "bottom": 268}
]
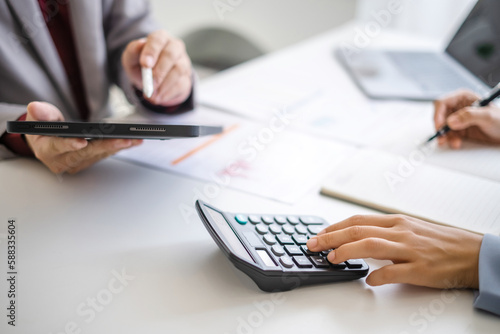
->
[{"left": 195, "top": 200, "right": 369, "bottom": 292}]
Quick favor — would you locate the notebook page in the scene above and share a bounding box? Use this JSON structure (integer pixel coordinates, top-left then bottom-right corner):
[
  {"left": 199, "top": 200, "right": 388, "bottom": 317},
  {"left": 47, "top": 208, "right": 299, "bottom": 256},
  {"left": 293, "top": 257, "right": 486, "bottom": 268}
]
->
[
  {"left": 367, "top": 101, "right": 500, "bottom": 183},
  {"left": 321, "top": 149, "right": 500, "bottom": 235}
]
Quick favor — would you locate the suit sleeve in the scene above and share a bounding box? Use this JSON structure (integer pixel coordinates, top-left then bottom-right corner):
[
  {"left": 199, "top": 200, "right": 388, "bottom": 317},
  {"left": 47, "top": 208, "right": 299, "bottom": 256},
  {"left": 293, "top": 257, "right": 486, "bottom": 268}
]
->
[
  {"left": 474, "top": 234, "right": 500, "bottom": 316},
  {"left": 0, "top": 104, "right": 31, "bottom": 159},
  {"left": 103, "top": 0, "right": 194, "bottom": 113}
]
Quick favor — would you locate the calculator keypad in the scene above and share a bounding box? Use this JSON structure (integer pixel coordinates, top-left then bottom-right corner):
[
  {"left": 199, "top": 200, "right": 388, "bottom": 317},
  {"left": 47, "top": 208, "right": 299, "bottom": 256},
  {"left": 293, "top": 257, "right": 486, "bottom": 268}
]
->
[
  {"left": 256, "top": 225, "right": 269, "bottom": 235},
  {"left": 284, "top": 245, "right": 303, "bottom": 256},
  {"left": 248, "top": 215, "right": 261, "bottom": 224},
  {"left": 310, "top": 256, "right": 329, "bottom": 268},
  {"left": 274, "top": 216, "right": 287, "bottom": 225},
  {"left": 239, "top": 213, "right": 360, "bottom": 271},
  {"left": 295, "top": 226, "right": 308, "bottom": 235},
  {"left": 262, "top": 216, "right": 274, "bottom": 225},
  {"left": 282, "top": 225, "right": 295, "bottom": 235},
  {"left": 263, "top": 235, "right": 277, "bottom": 245},
  {"left": 292, "top": 235, "right": 308, "bottom": 245},
  {"left": 271, "top": 245, "right": 286, "bottom": 257},
  {"left": 279, "top": 256, "right": 294, "bottom": 268},
  {"left": 293, "top": 256, "right": 313, "bottom": 268},
  {"left": 269, "top": 225, "right": 281, "bottom": 235}
]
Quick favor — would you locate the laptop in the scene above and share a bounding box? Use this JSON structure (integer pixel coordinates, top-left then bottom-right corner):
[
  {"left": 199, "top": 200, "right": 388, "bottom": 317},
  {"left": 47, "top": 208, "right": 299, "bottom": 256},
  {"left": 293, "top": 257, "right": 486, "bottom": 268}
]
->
[{"left": 336, "top": 0, "right": 500, "bottom": 100}]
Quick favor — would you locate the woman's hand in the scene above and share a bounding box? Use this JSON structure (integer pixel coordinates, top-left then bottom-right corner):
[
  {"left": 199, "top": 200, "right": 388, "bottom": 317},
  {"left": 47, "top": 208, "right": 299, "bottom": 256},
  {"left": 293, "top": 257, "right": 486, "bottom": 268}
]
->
[
  {"left": 307, "top": 214, "right": 483, "bottom": 289},
  {"left": 434, "top": 89, "right": 500, "bottom": 149}
]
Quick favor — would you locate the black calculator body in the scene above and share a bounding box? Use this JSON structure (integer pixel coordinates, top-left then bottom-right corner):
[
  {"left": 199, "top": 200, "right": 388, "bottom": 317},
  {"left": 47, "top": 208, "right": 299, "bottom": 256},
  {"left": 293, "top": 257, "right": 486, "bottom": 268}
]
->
[{"left": 196, "top": 200, "right": 369, "bottom": 292}]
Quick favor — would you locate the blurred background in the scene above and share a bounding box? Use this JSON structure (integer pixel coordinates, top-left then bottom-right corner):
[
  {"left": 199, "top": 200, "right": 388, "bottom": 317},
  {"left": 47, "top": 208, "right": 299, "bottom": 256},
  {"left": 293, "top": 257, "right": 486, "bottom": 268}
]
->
[
  {"left": 148, "top": 0, "right": 476, "bottom": 76},
  {"left": 112, "top": 0, "right": 479, "bottom": 116}
]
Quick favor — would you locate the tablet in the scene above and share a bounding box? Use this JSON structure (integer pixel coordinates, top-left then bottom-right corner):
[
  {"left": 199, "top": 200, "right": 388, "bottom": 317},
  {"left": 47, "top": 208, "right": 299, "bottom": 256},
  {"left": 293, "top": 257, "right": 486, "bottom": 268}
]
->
[{"left": 6, "top": 121, "right": 223, "bottom": 140}]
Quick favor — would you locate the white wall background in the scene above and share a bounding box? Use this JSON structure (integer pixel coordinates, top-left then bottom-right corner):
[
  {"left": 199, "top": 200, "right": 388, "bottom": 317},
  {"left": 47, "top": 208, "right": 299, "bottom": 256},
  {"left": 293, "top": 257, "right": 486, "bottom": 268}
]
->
[
  {"left": 149, "top": 0, "right": 478, "bottom": 53},
  {"left": 149, "top": 0, "right": 356, "bottom": 53},
  {"left": 356, "top": 0, "right": 477, "bottom": 43}
]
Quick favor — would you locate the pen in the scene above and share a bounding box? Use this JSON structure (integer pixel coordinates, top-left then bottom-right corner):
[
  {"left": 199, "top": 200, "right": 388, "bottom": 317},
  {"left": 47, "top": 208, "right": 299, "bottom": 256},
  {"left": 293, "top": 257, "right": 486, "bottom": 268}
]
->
[
  {"left": 141, "top": 67, "right": 154, "bottom": 98},
  {"left": 426, "top": 83, "right": 500, "bottom": 143}
]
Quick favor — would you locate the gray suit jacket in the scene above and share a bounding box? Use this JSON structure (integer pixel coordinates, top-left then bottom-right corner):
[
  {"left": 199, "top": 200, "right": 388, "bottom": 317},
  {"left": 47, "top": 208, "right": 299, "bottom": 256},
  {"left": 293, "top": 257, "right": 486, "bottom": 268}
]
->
[{"left": 0, "top": 0, "right": 165, "bottom": 159}]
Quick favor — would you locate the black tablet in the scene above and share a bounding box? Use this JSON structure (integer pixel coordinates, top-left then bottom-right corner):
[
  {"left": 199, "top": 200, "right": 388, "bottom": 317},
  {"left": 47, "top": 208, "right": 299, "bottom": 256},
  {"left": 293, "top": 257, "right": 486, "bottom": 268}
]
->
[{"left": 6, "top": 121, "right": 223, "bottom": 140}]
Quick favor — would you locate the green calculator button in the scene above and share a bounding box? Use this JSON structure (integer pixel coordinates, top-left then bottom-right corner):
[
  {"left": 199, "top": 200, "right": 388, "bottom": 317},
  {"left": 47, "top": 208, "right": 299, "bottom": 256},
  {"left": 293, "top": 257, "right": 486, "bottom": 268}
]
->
[{"left": 235, "top": 214, "right": 248, "bottom": 225}]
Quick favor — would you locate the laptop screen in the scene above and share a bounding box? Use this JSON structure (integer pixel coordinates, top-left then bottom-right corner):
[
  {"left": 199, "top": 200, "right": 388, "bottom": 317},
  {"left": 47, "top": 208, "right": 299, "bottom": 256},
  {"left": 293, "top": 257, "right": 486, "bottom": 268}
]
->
[{"left": 446, "top": 0, "right": 500, "bottom": 88}]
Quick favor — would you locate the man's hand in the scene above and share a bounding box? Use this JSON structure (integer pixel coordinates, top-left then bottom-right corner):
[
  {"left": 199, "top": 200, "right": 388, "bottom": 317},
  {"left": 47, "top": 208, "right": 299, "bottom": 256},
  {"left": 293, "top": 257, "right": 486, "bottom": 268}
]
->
[
  {"left": 434, "top": 89, "right": 500, "bottom": 149},
  {"left": 307, "top": 214, "right": 483, "bottom": 289},
  {"left": 122, "top": 30, "right": 193, "bottom": 107},
  {"left": 25, "top": 102, "right": 142, "bottom": 174}
]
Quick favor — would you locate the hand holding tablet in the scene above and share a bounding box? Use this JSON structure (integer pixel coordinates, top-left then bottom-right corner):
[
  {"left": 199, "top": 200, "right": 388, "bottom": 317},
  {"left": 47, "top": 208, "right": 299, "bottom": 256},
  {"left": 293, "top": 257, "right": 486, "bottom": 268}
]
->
[
  {"left": 8, "top": 70, "right": 221, "bottom": 140},
  {"left": 9, "top": 102, "right": 222, "bottom": 175}
]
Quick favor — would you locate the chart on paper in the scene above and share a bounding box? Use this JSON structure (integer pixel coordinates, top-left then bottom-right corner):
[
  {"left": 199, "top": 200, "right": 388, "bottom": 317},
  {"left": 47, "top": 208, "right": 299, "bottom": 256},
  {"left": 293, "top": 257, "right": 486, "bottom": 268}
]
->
[
  {"left": 115, "top": 107, "right": 355, "bottom": 203},
  {"left": 199, "top": 38, "right": 500, "bottom": 184}
]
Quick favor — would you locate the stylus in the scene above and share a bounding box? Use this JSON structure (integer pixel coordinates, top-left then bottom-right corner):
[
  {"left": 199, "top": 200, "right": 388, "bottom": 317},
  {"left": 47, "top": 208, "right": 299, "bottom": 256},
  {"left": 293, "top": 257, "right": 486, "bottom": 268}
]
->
[
  {"left": 141, "top": 67, "right": 154, "bottom": 98},
  {"left": 426, "top": 83, "right": 500, "bottom": 143}
]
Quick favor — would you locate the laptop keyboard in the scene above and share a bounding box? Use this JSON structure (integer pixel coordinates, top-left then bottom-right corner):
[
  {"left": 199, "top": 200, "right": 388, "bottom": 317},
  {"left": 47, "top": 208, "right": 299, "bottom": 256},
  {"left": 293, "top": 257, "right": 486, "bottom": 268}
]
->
[{"left": 387, "top": 51, "right": 479, "bottom": 93}]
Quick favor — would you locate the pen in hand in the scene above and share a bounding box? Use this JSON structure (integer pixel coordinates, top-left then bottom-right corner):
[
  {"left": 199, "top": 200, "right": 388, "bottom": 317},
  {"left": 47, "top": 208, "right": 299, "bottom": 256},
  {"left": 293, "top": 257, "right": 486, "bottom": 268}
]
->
[{"left": 426, "top": 83, "right": 500, "bottom": 144}]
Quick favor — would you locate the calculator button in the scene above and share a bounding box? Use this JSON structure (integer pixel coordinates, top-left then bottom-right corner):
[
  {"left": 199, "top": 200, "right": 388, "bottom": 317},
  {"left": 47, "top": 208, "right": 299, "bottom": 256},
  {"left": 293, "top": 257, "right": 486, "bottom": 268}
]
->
[
  {"left": 235, "top": 214, "right": 247, "bottom": 225},
  {"left": 271, "top": 245, "right": 286, "bottom": 257},
  {"left": 262, "top": 215, "right": 274, "bottom": 225},
  {"left": 300, "top": 216, "right": 324, "bottom": 225},
  {"left": 274, "top": 216, "right": 287, "bottom": 225},
  {"left": 263, "top": 235, "right": 277, "bottom": 245},
  {"left": 346, "top": 259, "right": 364, "bottom": 269},
  {"left": 293, "top": 256, "right": 313, "bottom": 268},
  {"left": 330, "top": 262, "right": 347, "bottom": 269},
  {"left": 284, "top": 245, "right": 303, "bottom": 256},
  {"left": 255, "top": 225, "right": 269, "bottom": 235},
  {"left": 310, "top": 256, "right": 330, "bottom": 268},
  {"left": 301, "top": 245, "right": 319, "bottom": 256},
  {"left": 282, "top": 225, "right": 295, "bottom": 235},
  {"left": 287, "top": 216, "right": 300, "bottom": 225},
  {"left": 308, "top": 226, "right": 324, "bottom": 235},
  {"left": 321, "top": 250, "right": 333, "bottom": 256},
  {"left": 248, "top": 215, "right": 261, "bottom": 224},
  {"left": 276, "top": 235, "right": 294, "bottom": 245},
  {"left": 243, "top": 232, "right": 264, "bottom": 247},
  {"left": 280, "top": 256, "right": 295, "bottom": 268},
  {"left": 295, "top": 225, "right": 308, "bottom": 235},
  {"left": 327, "top": 257, "right": 347, "bottom": 269},
  {"left": 292, "top": 235, "right": 308, "bottom": 245},
  {"left": 269, "top": 225, "right": 282, "bottom": 235}
]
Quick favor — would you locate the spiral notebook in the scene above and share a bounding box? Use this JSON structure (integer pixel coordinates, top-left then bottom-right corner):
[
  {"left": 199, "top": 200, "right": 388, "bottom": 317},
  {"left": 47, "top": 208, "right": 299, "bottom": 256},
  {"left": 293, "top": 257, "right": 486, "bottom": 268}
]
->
[{"left": 320, "top": 149, "right": 500, "bottom": 235}]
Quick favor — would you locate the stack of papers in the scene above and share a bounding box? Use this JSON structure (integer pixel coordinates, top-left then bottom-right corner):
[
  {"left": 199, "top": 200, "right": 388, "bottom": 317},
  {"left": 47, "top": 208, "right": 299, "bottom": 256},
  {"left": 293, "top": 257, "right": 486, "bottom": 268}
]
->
[
  {"left": 116, "top": 42, "right": 500, "bottom": 234},
  {"left": 320, "top": 149, "right": 500, "bottom": 235},
  {"left": 197, "top": 59, "right": 500, "bottom": 234}
]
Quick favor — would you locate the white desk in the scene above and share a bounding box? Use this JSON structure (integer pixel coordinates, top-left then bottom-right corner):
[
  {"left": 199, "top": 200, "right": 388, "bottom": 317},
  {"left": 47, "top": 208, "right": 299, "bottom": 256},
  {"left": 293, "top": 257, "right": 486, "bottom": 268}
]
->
[
  {"left": 1, "top": 23, "right": 499, "bottom": 334},
  {"left": 1, "top": 158, "right": 497, "bottom": 334}
]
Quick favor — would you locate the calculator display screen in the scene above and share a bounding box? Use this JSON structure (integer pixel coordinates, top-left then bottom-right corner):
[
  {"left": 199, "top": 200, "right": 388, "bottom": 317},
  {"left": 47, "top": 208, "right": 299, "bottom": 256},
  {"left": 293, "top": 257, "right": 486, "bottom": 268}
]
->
[{"left": 206, "top": 207, "right": 254, "bottom": 264}]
